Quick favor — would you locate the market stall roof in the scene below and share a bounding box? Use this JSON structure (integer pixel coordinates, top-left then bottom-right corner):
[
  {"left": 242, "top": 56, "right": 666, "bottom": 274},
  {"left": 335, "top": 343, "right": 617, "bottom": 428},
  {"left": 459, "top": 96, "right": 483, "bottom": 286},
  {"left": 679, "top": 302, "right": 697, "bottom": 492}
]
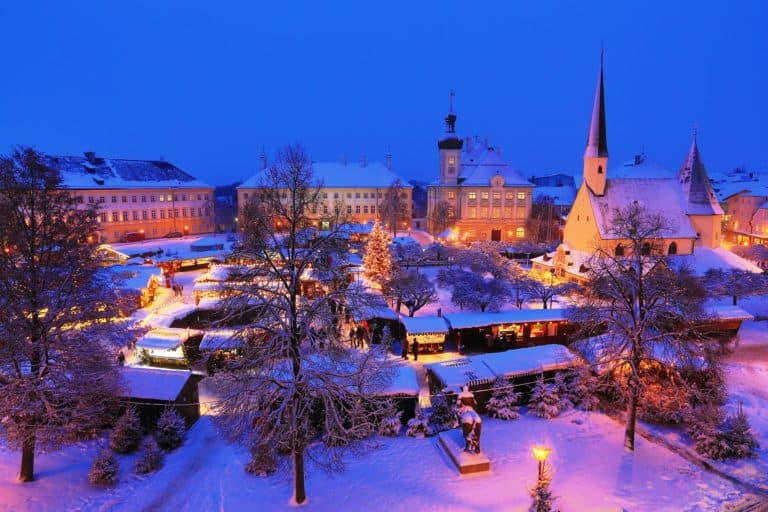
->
[
  {"left": 136, "top": 327, "right": 202, "bottom": 351},
  {"left": 121, "top": 366, "right": 196, "bottom": 401},
  {"left": 143, "top": 302, "right": 198, "bottom": 328},
  {"left": 401, "top": 315, "right": 449, "bottom": 335},
  {"left": 380, "top": 364, "right": 419, "bottom": 397},
  {"left": 427, "top": 344, "right": 582, "bottom": 392},
  {"left": 443, "top": 309, "right": 569, "bottom": 330},
  {"left": 199, "top": 329, "right": 240, "bottom": 351},
  {"left": 706, "top": 304, "right": 754, "bottom": 321}
]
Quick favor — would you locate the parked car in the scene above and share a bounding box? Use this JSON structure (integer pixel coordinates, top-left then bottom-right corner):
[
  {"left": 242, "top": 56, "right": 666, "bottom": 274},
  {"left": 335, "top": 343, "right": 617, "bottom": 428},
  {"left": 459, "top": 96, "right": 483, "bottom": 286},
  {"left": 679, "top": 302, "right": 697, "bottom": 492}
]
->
[
  {"left": 164, "top": 231, "right": 183, "bottom": 238},
  {"left": 120, "top": 232, "right": 145, "bottom": 243}
]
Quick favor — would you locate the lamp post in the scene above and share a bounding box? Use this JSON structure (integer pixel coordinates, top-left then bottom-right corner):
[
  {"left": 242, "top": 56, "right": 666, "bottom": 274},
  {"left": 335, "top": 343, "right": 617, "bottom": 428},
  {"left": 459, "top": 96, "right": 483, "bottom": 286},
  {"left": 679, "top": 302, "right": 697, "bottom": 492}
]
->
[{"left": 532, "top": 445, "right": 551, "bottom": 482}]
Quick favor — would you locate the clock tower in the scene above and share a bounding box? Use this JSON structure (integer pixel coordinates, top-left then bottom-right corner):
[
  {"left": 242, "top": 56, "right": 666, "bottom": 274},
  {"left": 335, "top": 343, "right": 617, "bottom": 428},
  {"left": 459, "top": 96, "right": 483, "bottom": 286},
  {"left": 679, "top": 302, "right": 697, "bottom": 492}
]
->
[{"left": 438, "top": 90, "right": 463, "bottom": 185}]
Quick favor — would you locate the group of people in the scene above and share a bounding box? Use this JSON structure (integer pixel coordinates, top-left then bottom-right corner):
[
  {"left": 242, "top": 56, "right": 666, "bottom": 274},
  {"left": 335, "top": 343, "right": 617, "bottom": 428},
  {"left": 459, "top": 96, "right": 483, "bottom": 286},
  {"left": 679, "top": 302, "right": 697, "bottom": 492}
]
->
[
  {"left": 171, "top": 283, "right": 184, "bottom": 297},
  {"left": 348, "top": 325, "right": 368, "bottom": 349}
]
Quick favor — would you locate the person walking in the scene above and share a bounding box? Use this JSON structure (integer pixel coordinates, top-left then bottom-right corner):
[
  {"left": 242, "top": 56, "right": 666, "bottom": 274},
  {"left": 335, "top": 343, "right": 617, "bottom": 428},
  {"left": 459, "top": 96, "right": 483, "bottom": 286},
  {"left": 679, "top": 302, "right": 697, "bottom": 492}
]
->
[{"left": 412, "top": 338, "right": 419, "bottom": 361}]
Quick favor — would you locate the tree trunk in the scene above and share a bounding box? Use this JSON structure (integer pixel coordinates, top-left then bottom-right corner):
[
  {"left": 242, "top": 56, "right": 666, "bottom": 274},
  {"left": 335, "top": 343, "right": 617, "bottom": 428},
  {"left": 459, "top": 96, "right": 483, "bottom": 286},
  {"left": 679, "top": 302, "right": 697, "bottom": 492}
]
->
[
  {"left": 543, "top": 299, "right": 548, "bottom": 310},
  {"left": 293, "top": 449, "right": 306, "bottom": 504},
  {"left": 624, "top": 382, "right": 638, "bottom": 451},
  {"left": 19, "top": 435, "right": 35, "bottom": 482},
  {"left": 733, "top": 295, "right": 738, "bottom": 306}
]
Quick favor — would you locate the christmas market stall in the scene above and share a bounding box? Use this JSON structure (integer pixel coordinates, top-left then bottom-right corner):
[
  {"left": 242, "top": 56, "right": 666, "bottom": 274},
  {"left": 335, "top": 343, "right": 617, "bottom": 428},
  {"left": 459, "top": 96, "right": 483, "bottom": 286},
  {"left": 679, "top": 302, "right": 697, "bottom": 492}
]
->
[
  {"left": 120, "top": 367, "right": 203, "bottom": 429},
  {"left": 400, "top": 315, "right": 450, "bottom": 354},
  {"left": 134, "top": 327, "right": 204, "bottom": 368},
  {"left": 377, "top": 364, "right": 420, "bottom": 423}
]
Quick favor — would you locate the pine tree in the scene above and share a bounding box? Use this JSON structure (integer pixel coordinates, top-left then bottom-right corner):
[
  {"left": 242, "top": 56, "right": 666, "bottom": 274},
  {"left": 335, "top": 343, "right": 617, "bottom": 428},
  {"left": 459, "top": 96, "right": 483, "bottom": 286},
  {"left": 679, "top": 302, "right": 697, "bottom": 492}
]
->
[
  {"left": 134, "top": 437, "right": 163, "bottom": 474},
  {"left": 486, "top": 378, "right": 521, "bottom": 420},
  {"left": 565, "top": 366, "right": 601, "bottom": 411},
  {"left": 89, "top": 449, "right": 119, "bottom": 487},
  {"left": 529, "top": 465, "right": 559, "bottom": 512},
  {"left": 553, "top": 373, "right": 573, "bottom": 412},
  {"left": 110, "top": 407, "right": 143, "bottom": 454},
  {"left": 691, "top": 403, "right": 759, "bottom": 460},
  {"left": 721, "top": 404, "right": 760, "bottom": 458},
  {"left": 528, "top": 376, "right": 563, "bottom": 419},
  {"left": 155, "top": 408, "right": 186, "bottom": 451},
  {"left": 428, "top": 394, "right": 456, "bottom": 433},
  {"left": 363, "top": 221, "right": 393, "bottom": 283},
  {"left": 379, "top": 325, "right": 394, "bottom": 349}
]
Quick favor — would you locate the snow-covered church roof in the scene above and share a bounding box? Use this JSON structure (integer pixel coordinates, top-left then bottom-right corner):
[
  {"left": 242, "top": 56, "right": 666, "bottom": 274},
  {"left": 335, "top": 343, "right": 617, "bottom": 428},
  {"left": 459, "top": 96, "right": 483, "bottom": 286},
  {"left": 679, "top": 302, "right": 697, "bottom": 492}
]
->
[
  {"left": 46, "top": 153, "right": 211, "bottom": 190},
  {"left": 239, "top": 161, "right": 412, "bottom": 189}
]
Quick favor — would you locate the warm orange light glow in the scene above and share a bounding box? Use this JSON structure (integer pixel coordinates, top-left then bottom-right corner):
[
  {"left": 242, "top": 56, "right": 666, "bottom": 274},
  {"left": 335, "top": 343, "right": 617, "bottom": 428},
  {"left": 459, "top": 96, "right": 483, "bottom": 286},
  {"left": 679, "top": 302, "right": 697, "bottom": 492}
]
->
[
  {"left": 532, "top": 446, "right": 551, "bottom": 462},
  {"left": 139, "top": 229, "right": 145, "bottom": 234}
]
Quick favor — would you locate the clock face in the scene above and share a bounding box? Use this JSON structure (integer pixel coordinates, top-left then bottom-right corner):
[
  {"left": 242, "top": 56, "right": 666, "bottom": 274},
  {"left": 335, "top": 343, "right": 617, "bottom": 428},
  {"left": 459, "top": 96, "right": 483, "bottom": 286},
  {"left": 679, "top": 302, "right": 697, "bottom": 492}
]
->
[{"left": 491, "top": 175, "right": 504, "bottom": 187}]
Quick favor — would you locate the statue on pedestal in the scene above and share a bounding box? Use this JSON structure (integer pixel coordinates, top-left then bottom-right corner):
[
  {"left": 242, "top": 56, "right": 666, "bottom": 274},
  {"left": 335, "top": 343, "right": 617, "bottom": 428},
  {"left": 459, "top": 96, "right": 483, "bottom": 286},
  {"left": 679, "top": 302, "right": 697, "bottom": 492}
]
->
[{"left": 457, "top": 387, "right": 482, "bottom": 453}]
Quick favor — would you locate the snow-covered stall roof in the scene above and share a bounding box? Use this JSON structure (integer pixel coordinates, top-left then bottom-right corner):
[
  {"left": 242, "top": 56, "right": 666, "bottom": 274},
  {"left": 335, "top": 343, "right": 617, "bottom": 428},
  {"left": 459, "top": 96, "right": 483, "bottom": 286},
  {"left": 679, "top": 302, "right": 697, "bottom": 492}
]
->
[
  {"left": 197, "top": 264, "right": 246, "bottom": 282},
  {"left": 199, "top": 329, "right": 240, "bottom": 351},
  {"left": 143, "top": 302, "right": 198, "bottom": 328},
  {"left": 121, "top": 367, "right": 196, "bottom": 401},
  {"left": 401, "top": 316, "right": 449, "bottom": 335},
  {"left": 136, "top": 328, "right": 202, "bottom": 350},
  {"left": 705, "top": 304, "right": 754, "bottom": 322},
  {"left": 444, "top": 309, "right": 568, "bottom": 330},
  {"left": 574, "top": 334, "right": 708, "bottom": 372},
  {"left": 381, "top": 364, "right": 419, "bottom": 396},
  {"left": 481, "top": 344, "right": 581, "bottom": 379},
  {"left": 106, "top": 264, "right": 161, "bottom": 291},
  {"left": 427, "top": 357, "right": 498, "bottom": 390}
]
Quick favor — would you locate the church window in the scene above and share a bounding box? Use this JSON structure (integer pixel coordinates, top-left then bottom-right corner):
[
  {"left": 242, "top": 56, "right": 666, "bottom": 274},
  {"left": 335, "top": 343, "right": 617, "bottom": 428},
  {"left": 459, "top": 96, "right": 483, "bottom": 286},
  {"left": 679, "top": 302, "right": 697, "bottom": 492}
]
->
[
  {"left": 641, "top": 243, "right": 651, "bottom": 255},
  {"left": 598, "top": 166, "right": 603, "bottom": 174},
  {"left": 615, "top": 244, "right": 625, "bottom": 256},
  {"left": 668, "top": 242, "right": 678, "bottom": 255}
]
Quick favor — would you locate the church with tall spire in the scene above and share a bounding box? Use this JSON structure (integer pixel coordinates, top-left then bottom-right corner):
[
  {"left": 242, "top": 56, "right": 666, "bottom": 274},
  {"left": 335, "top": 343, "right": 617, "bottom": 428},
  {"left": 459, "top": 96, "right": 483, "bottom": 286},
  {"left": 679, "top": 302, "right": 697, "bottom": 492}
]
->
[{"left": 535, "top": 55, "right": 738, "bottom": 282}]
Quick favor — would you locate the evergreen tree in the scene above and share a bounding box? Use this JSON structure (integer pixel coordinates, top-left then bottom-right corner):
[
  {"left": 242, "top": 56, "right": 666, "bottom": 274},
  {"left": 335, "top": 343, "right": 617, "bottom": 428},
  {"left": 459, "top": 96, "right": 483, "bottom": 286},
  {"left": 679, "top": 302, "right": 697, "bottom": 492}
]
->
[
  {"left": 134, "top": 437, "right": 163, "bottom": 475},
  {"left": 406, "top": 411, "right": 431, "bottom": 437},
  {"left": 529, "top": 465, "right": 559, "bottom": 512},
  {"left": 377, "top": 399, "right": 402, "bottom": 437},
  {"left": 363, "top": 221, "right": 393, "bottom": 283},
  {"left": 565, "top": 366, "right": 601, "bottom": 411},
  {"left": 88, "top": 449, "right": 119, "bottom": 487},
  {"left": 553, "top": 373, "right": 573, "bottom": 412},
  {"left": 155, "top": 408, "right": 186, "bottom": 451},
  {"left": 528, "top": 376, "right": 563, "bottom": 419},
  {"left": 379, "top": 325, "right": 394, "bottom": 349},
  {"left": 428, "top": 394, "right": 456, "bottom": 433},
  {"left": 486, "top": 377, "right": 520, "bottom": 420},
  {"left": 110, "top": 407, "right": 143, "bottom": 454}
]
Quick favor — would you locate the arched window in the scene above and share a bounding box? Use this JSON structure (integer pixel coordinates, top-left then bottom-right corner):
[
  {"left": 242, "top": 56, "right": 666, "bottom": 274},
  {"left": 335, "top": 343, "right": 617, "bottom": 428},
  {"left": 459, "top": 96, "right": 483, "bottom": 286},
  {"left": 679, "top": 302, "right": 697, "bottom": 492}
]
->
[
  {"left": 597, "top": 166, "right": 603, "bottom": 174},
  {"left": 641, "top": 242, "right": 651, "bottom": 255},
  {"left": 668, "top": 242, "right": 677, "bottom": 255},
  {"left": 615, "top": 244, "right": 624, "bottom": 257}
]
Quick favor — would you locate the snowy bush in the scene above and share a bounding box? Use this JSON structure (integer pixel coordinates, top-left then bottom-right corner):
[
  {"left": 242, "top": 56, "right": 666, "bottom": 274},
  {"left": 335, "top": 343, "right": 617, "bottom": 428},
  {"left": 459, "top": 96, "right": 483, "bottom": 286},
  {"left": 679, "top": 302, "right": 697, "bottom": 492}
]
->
[
  {"left": 528, "top": 376, "right": 563, "bottom": 419},
  {"left": 529, "top": 479, "right": 558, "bottom": 512},
  {"left": 154, "top": 408, "right": 186, "bottom": 451},
  {"left": 638, "top": 383, "right": 692, "bottom": 425},
  {"left": 406, "top": 412, "right": 431, "bottom": 437},
  {"left": 553, "top": 373, "right": 573, "bottom": 412},
  {"left": 693, "top": 404, "right": 760, "bottom": 460},
  {"left": 244, "top": 445, "right": 277, "bottom": 476},
  {"left": 134, "top": 437, "right": 163, "bottom": 474},
  {"left": 379, "top": 325, "right": 394, "bottom": 349},
  {"left": 89, "top": 449, "right": 119, "bottom": 487},
  {"left": 110, "top": 407, "right": 143, "bottom": 454},
  {"left": 427, "top": 394, "right": 456, "bottom": 433},
  {"left": 565, "top": 366, "right": 600, "bottom": 411},
  {"left": 486, "top": 378, "right": 520, "bottom": 420}
]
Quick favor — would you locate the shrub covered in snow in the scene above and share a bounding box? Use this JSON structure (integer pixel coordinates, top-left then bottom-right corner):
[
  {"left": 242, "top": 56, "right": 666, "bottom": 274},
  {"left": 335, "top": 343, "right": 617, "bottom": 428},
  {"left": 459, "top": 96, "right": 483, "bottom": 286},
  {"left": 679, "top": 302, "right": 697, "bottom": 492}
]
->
[
  {"left": 375, "top": 398, "right": 403, "bottom": 437},
  {"left": 528, "top": 376, "right": 564, "bottom": 419},
  {"left": 553, "top": 373, "right": 573, "bottom": 412},
  {"left": 486, "top": 377, "right": 520, "bottom": 420},
  {"left": 110, "top": 407, "right": 143, "bottom": 454},
  {"left": 379, "top": 325, "right": 394, "bottom": 349},
  {"left": 89, "top": 449, "right": 119, "bottom": 487},
  {"left": 638, "top": 382, "right": 692, "bottom": 425},
  {"left": 406, "top": 412, "right": 431, "bottom": 437},
  {"left": 245, "top": 445, "right": 277, "bottom": 476},
  {"left": 692, "top": 404, "right": 760, "bottom": 460},
  {"left": 134, "top": 437, "right": 163, "bottom": 474},
  {"left": 155, "top": 408, "right": 186, "bottom": 451},
  {"left": 427, "top": 394, "right": 456, "bottom": 433},
  {"left": 565, "top": 365, "right": 601, "bottom": 411}
]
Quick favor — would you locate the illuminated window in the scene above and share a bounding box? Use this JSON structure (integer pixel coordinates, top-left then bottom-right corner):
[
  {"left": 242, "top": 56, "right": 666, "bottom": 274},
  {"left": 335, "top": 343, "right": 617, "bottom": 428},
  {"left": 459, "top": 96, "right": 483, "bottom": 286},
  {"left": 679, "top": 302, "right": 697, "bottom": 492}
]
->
[
  {"left": 505, "top": 192, "right": 514, "bottom": 200},
  {"left": 468, "top": 207, "right": 477, "bottom": 219},
  {"left": 448, "top": 156, "right": 455, "bottom": 165},
  {"left": 447, "top": 191, "right": 455, "bottom": 199},
  {"left": 504, "top": 207, "right": 513, "bottom": 218},
  {"left": 468, "top": 192, "right": 477, "bottom": 200},
  {"left": 516, "top": 227, "right": 525, "bottom": 238},
  {"left": 159, "top": 195, "right": 165, "bottom": 202},
  {"left": 492, "top": 192, "right": 501, "bottom": 200},
  {"left": 492, "top": 207, "right": 501, "bottom": 218},
  {"left": 517, "top": 192, "right": 526, "bottom": 200},
  {"left": 479, "top": 207, "right": 488, "bottom": 217},
  {"left": 481, "top": 192, "right": 489, "bottom": 200}
]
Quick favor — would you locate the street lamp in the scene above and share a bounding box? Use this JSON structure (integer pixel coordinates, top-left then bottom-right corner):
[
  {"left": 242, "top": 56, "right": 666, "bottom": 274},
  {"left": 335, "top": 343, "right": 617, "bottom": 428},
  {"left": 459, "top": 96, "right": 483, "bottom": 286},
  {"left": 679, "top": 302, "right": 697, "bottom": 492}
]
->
[{"left": 532, "top": 445, "right": 551, "bottom": 482}]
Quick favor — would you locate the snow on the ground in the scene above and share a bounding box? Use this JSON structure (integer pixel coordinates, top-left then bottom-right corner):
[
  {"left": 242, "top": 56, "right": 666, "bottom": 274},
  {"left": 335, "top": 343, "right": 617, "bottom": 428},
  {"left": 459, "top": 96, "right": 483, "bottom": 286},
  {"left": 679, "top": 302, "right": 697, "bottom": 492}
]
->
[{"left": 0, "top": 410, "right": 744, "bottom": 511}]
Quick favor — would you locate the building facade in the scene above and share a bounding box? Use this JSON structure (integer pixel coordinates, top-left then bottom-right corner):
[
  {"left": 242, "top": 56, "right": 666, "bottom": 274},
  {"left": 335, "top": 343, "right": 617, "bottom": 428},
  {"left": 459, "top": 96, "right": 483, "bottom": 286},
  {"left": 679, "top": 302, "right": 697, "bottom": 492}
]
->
[
  {"left": 49, "top": 152, "right": 215, "bottom": 243},
  {"left": 237, "top": 152, "right": 412, "bottom": 231},
  {"left": 426, "top": 109, "right": 534, "bottom": 243},
  {"left": 722, "top": 186, "right": 768, "bottom": 246}
]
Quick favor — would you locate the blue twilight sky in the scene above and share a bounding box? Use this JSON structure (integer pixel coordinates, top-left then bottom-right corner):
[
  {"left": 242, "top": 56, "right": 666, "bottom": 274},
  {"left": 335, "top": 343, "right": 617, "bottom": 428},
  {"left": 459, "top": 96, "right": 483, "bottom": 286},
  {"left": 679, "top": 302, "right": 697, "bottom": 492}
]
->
[{"left": 0, "top": 1, "right": 766, "bottom": 186}]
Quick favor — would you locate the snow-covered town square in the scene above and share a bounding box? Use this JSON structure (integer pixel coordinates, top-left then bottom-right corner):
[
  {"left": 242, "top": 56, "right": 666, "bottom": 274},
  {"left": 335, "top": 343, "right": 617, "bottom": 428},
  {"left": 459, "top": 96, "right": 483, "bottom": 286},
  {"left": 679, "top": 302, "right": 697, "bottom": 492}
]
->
[{"left": 1, "top": 3, "right": 768, "bottom": 511}]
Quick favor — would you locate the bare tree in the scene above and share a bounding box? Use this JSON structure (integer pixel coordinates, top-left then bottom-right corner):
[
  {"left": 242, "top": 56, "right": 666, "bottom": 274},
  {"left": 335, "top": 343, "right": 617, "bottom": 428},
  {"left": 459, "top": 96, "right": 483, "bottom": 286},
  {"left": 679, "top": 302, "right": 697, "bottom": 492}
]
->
[
  {"left": 378, "top": 179, "right": 408, "bottom": 237},
  {"left": 704, "top": 268, "right": 766, "bottom": 306},
  {"left": 0, "top": 147, "right": 123, "bottom": 482},
  {"left": 429, "top": 199, "right": 454, "bottom": 235},
  {"left": 209, "top": 144, "right": 394, "bottom": 505},
  {"left": 524, "top": 270, "right": 579, "bottom": 309},
  {"left": 570, "top": 203, "right": 708, "bottom": 451},
  {"left": 383, "top": 269, "right": 438, "bottom": 317},
  {"left": 527, "top": 195, "right": 560, "bottom": 244}
]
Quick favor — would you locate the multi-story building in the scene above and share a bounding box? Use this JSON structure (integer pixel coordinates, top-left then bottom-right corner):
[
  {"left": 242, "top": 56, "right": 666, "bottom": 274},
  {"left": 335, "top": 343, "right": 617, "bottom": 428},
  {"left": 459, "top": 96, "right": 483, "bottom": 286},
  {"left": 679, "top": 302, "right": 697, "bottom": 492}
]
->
[
  {"left": 722, "top": 185, "right": 768, "bottom": 246},
  {"left": 48, "top": 152, "right": 215, "bottom": 243},
  {"left": 426, "top": 108, "right": 534, "bottom": 243},
  {"left": 237, "top": 152, "right": 412, "bottom": 231}
]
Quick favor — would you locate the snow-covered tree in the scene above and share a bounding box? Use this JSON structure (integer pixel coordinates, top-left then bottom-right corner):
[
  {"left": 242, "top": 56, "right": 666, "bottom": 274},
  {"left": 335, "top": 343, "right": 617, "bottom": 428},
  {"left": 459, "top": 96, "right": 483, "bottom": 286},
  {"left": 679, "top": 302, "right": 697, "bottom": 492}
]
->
[
  {"left": 110, "top": 407, "right": 143, "bottom": 454},
  {"left": 528, "top": 376, "right": 563, "bottom": 419},
  {"left": 428, "top": 394, "right": 456, "bottom": 433},
  {"left": 155, "top": 408, "right": 186, "bottom": 451},
  {"left": 363, "top": 221, "right": 393, "bottom": 283},
  {"left": 565, "top": 366, "right": 600, "bottom": 411},
  {"left": 376, "top": 399, "right": 402, "bottom": 437},
  {"left": 486, "top": 378, "right": 520, "bottom": 420},
  {"left": 210, "top": 144, "right": 395, "bottom": 505},
  {"left": 438, "top": 268, "right": 511, "bottom": 312},
  {"left": 0, "top": 147, "right": 124, "bottom": 482},
  {"left": 693, "top": 403, "right": 759, "bottom": 460},
  {"left": 704, "top": 268, "right": 766, "bottom": 306},
  {"left": 529, "top": 463, "right": 559, "bottom": 512},
  {"left": 378, "top": 179, "right": 408, "bottom": 237},
  {"left": 570, "top": 203, "right": 709, "bottom": 451},
  {"left": 245, "top": 444, "right": 278, "bottom": 476},
  {"left": 379, "top": 325, "right": 395, "bottom": 349},
  {"left": 134, "top": 437, "right": 163, "bottom": 475},
  {"left": 383, "top": 269, "right": 438, "bottom": 317},
  {"left": 89, "top": 449, "right": 119, "bottom": 487},
  {"left": 406, "top": 411, "right": 431, "bottom": 437},
  {"left": 552, "top": 373, "right": 573, "bottom": 412},
  {"left": 524, "top": 272, "right": 579, "bottom": 310},
  {"left": 392, "top": 240, "right": 423, "bottom": 265}
]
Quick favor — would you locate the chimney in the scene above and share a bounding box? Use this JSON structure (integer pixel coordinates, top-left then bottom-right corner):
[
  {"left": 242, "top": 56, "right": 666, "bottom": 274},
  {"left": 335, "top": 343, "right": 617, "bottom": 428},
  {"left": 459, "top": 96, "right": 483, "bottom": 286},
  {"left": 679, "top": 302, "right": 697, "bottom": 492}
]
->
[
  {"left": 385, "top": 149, "right": 392, "bottom": 170},
  {"left": 634, "top": 154, "right": 643, "bottom": 165},
  {"left": 341, "top": 154, "right": 347, "bottom": 166},
  {"left": 259, "top": 148, "right": 267, "bottom": 170},
  {"left": 360, "top": 154, "right": 367, "bottom": 167},
  {"left": 84, "top": 151, "right": 97, "bottom": 164}
]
